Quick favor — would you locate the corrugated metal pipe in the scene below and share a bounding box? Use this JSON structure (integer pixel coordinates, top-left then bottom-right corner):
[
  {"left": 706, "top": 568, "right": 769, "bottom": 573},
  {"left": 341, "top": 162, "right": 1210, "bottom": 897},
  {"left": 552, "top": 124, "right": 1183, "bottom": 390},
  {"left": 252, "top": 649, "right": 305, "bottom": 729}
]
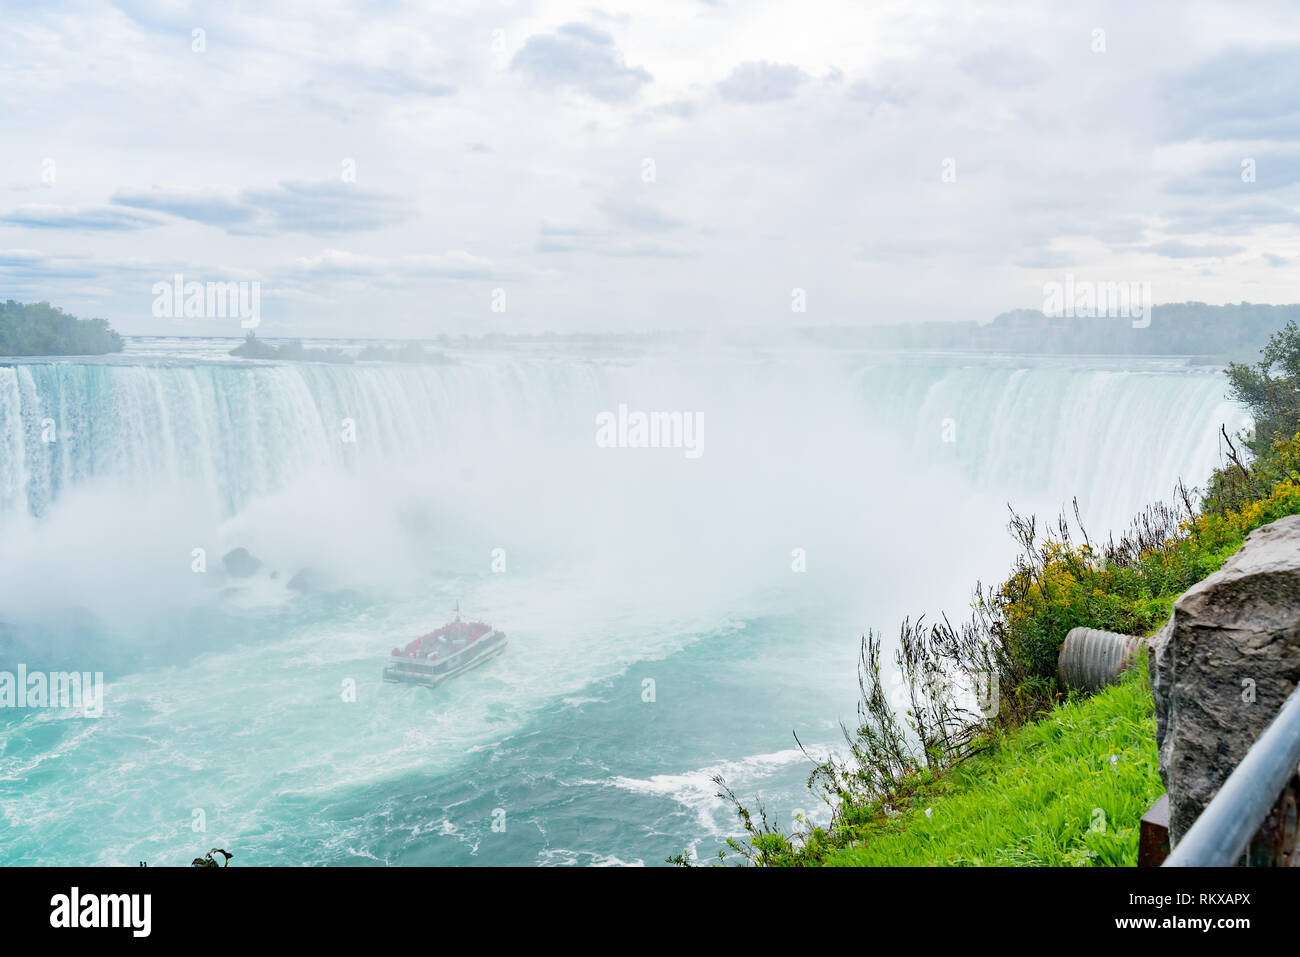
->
[{"left": 1057, "top": 627, "right": 1141, "bottom": 693}]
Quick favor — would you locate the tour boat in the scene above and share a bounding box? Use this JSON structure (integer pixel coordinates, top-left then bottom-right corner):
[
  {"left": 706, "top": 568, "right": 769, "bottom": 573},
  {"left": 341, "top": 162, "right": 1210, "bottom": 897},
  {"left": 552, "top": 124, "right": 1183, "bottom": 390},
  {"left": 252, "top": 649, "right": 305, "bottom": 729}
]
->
[{"left": 382, "top": 604, "right": 507, "bottom": 688}]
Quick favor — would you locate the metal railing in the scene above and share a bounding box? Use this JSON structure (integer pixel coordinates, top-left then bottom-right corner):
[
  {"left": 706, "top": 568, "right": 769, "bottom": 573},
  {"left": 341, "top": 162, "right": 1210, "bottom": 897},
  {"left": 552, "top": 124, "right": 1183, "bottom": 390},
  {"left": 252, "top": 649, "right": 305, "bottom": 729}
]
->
[{"left": 1165, "top": 683, "right": 1300, "bottom": 866}]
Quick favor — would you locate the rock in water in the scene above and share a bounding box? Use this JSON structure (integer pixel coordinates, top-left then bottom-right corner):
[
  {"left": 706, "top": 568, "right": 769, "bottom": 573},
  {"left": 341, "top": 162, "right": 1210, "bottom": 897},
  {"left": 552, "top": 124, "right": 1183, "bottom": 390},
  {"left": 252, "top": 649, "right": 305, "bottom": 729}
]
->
[
  {"left": 221, "top": 547, "right": 262, "bottom": 578},
  {"left": 1149, "top": 514, "right": 1300, "bottom": 844},
  {"left": 287, "top": 567, "right": 329, "bottom": 593}
]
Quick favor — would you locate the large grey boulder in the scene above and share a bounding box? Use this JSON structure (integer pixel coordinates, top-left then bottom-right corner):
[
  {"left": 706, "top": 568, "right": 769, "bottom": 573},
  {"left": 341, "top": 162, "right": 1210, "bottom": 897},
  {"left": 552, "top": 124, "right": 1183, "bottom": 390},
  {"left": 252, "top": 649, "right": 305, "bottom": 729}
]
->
[{"left": 1149, "top": 514, "right": 1300, "bottom": 844}]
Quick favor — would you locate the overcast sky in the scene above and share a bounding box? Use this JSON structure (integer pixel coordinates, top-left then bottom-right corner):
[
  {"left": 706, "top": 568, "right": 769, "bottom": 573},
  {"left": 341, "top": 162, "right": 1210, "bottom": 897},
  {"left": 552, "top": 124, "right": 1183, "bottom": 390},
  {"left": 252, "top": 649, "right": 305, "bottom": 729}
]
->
[{"left": 3, "top": 0, "right": 1300, "bottom": 337}]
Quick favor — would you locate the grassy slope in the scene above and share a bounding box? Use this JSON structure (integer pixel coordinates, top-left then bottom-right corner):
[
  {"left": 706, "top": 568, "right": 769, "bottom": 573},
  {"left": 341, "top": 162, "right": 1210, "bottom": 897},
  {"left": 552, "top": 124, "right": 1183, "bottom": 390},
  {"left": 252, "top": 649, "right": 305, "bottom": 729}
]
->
[{"left": 823, "top": 656, "right": 1162, "bottom": 866}]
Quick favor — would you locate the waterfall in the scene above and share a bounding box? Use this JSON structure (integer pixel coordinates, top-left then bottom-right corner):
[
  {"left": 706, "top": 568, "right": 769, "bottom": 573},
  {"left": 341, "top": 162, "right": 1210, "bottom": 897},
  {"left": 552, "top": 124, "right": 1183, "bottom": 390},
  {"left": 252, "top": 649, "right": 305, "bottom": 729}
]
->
[{"left": 0, "top": 353, "right": 1246, "bottom": 534}]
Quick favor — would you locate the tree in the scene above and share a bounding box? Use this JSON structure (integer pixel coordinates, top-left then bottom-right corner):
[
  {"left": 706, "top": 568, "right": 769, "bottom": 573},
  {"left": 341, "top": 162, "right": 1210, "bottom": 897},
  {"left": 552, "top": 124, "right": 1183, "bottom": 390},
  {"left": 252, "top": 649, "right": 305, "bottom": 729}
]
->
[
  {"left": 1226, "top": 320, "right": 1300, "bottom": 456},
  {"left": 0, "top": 300, "right": 124, "bottom": 356}
]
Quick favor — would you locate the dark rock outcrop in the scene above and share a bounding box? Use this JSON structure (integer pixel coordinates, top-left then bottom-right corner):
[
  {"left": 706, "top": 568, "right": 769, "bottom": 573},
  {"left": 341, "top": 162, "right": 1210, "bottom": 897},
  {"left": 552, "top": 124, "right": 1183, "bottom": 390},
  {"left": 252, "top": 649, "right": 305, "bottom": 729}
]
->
[
  {"left": 221, "top": 547, "right": 262, "bottom": 578},
  {"left": 1149, "top": 515, "right": 1300, "bottom": 844}
]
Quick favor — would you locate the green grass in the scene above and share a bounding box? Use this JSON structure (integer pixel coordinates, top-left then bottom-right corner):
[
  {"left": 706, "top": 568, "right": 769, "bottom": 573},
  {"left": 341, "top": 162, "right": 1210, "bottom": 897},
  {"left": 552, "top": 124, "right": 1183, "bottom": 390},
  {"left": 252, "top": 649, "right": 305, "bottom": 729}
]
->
[{"left": 821, "top": 655, "right": 1162, "bottom": 866}]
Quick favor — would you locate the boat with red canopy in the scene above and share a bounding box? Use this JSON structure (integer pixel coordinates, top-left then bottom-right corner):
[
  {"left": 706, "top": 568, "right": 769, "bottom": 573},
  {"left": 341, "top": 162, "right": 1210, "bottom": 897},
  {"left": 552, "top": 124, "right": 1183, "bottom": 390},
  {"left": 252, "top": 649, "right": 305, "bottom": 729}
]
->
[{"left": 382, "top": 604, "right": 507, "bottom": 687}]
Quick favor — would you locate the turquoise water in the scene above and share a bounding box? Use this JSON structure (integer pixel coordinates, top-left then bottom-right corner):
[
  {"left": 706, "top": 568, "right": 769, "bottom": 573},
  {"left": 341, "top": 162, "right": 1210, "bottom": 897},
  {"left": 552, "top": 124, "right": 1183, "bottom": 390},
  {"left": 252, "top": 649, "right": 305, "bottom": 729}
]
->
[{"left": 0, "top": 340, "right": 1247, "bottom": 865}]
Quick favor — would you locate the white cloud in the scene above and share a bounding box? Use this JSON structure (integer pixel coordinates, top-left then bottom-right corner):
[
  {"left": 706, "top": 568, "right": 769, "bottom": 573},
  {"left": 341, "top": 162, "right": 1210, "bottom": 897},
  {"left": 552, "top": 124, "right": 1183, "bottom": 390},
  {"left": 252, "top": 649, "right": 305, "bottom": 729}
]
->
[
  {"left": 716, "top": 61, "right": 808, "bottom": 103},
  {"left": 511, "top": 22, "right": 653, "bottom": 102}
]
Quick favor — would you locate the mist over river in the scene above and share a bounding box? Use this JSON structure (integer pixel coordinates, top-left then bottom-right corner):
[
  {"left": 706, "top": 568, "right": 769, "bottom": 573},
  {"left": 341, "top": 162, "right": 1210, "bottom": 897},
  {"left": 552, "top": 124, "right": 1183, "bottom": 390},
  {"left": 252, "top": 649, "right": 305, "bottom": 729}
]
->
[{"left": 0, "top": 338, "right": 1247, "bottom": 865}]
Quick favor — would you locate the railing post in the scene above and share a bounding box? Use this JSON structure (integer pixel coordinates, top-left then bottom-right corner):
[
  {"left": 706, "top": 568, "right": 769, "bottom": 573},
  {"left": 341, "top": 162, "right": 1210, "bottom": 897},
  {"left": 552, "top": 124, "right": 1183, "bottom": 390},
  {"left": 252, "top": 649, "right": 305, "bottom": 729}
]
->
[
  {"left": 1246, "top": 773, "right": 1299, "bottom": 867},
  {"left": 1164, "top": 684, "right": 1300, "bottom": 866}
]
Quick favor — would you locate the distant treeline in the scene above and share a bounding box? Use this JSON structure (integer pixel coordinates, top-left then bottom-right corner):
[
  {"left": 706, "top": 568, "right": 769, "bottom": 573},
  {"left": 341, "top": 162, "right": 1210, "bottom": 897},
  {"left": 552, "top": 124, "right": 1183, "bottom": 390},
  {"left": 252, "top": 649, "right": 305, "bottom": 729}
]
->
[
  {"left": 812, "top": 302, "right": 1300, "bottom": 362},
  {"left": 4, "top": 299, "right": 1298, "bottom": 362},
  {"left": 0, "top": 301, "right": 124, "bottom": 356}
]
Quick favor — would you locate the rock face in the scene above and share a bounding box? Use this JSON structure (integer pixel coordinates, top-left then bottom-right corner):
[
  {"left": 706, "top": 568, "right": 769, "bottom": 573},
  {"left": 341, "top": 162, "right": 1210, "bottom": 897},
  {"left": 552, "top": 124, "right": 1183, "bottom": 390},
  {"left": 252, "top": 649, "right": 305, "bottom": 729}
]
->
[{"left": 1149, "top": 514, "right": 1300, "bottom": 844}]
